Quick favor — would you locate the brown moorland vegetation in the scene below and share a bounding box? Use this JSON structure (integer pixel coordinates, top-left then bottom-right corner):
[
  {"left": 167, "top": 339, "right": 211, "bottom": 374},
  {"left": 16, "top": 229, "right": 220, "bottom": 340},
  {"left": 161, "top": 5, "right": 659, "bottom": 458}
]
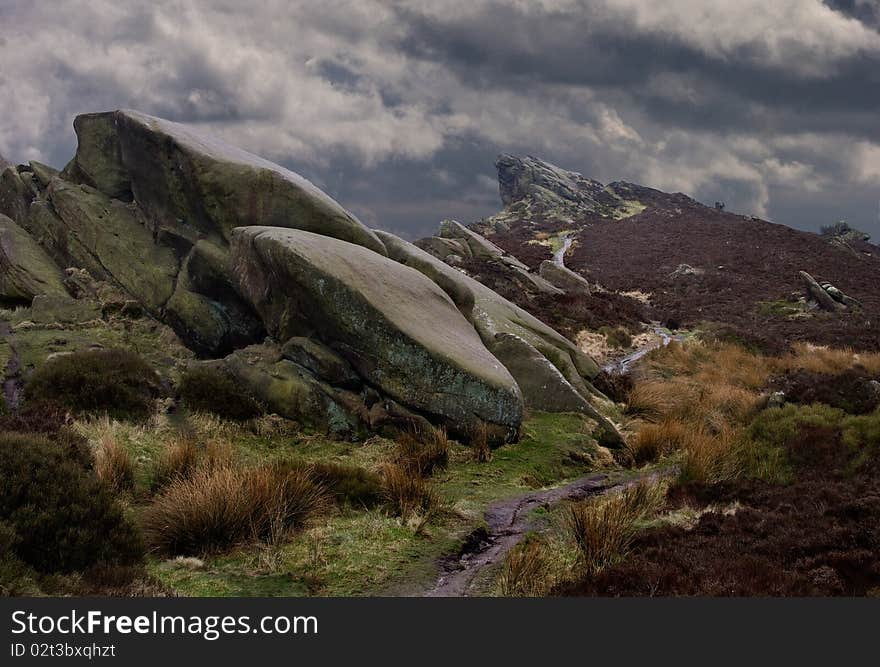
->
[{"left": 557, "top": 341, "right": 880, "bottom": 596}]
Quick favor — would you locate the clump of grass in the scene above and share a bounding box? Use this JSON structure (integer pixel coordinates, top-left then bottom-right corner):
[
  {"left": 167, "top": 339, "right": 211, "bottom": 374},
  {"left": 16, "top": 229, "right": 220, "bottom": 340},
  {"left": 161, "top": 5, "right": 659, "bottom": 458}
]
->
[
  {"left": 599, "top": 325, "right": 633, "bottom": 349},
  {"left": 498, "top": 536, "right": 553, "bottom": 597},
  {"left": 151, "top": 436, "right": 235, "bottom": 491},
  {"left": 625, "top": 380, "right": 676, "bottom": 419},
  {"left": 178, "top": 366, "right": 264, "bottom": 421},
  {"left": 307, "top": 461, "right": 384, "bottom": 508},
  {"left": 94, "top": 432, "right": 135, "bottom": 493},
  {"left": 775, "top": 343, "right": 857, "bottom": 376},
  {"left": 566, "top": 481, "right": 666, "bottom": 574},
  {"left": 24, "top": 348, "right": 161, "bottom": 420},
  {"left": 143, "top": 462, "right": 326, "bottom": 555},
  {"left": 625, "top": 341, "right": 774, "bottom": 484},
  {"left": 394, "top": 425, "right": 449, "bottom": 476},
  {"left": 471, "top": 421, "right": 493, "bottom": 462},
  {"left": 381, "top": 463, "right": 440, "bottom": 522},
  {"left": 630, "top": 418, "right": 690, "bottom": 465}
]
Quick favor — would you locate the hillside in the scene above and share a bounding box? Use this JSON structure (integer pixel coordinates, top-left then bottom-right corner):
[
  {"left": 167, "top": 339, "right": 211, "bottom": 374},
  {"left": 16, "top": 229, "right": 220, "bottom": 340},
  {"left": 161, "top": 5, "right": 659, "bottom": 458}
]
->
[{"left": 458, "top": 155, "right": 880, "bottom": 353}]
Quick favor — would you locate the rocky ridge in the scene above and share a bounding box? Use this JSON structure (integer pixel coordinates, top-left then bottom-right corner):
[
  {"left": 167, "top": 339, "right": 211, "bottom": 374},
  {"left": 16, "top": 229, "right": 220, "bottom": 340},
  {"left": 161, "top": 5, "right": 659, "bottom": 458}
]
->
[{"left": 0, "top": 111, "right": 622, "bottom": 446}]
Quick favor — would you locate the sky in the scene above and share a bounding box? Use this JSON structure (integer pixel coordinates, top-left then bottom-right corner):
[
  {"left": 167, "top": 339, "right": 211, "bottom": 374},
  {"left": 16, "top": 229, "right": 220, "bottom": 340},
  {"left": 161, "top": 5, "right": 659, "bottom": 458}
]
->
[{"left": 1, "top": 0, "right": 879, "bottom": 240}]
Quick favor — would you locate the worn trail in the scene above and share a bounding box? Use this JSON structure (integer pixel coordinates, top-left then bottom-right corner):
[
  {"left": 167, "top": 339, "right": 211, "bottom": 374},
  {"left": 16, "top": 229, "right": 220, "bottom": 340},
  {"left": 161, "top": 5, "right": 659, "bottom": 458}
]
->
[
  {"left": 0, "top": 321, "right": 22, "bottom": 411},
  {"left": 424, "top": 469, "right": 665, "bottom": 597}
]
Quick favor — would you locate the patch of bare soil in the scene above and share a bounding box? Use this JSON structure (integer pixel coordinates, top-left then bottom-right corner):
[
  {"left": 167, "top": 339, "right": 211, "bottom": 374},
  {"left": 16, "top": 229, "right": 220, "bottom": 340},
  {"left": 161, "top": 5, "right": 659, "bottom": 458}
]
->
[{"left": 561, "top": 424, "right": 880, "bottom": 596}]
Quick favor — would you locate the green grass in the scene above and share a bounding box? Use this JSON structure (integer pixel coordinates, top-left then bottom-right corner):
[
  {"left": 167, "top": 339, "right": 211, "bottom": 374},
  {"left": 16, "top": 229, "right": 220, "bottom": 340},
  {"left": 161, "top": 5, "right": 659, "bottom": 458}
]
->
[
  {"left": 96, "top": 410, "right": 614, "bottom": 596},
  {"left": 756, "top": 299, "right": 805, "bottom": 318},
  {"left": 737, "top": 403, "right": 880, "bottom": 483}
]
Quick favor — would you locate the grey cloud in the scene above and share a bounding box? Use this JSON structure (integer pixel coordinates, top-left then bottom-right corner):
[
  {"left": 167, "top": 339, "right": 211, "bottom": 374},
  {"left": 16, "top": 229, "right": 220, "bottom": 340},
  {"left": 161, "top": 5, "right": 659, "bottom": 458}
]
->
[{"left": 1, "top": 0, "right": 879, "bottom": 240}]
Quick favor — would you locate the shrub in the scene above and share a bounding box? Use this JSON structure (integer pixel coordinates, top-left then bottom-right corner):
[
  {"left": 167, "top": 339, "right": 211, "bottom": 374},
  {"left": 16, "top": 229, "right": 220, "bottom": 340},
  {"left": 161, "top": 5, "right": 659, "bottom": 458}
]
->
[
  {"left": 143, "top": 462, "right": 326, "bottom": 555},
  {"left": 24, "top": 349, "right": 161, "bottom": 419},
  {"left": 178, "top": 366, "right": 264, "bottom": 421},
  {"left": 94, "top": 432, "right": 135, "bottom": 493},
  {"left": 566, "top": 481, "right": 665, "bottom": 575},
  {"left": 0, "top": 400, "right": 90, "bottom": 466},
  {"left": 381, "top": 463, "right": 440, "bottom": 521},
  {"left": 0, "top": 432, "right": 143, "bottom": 573},
  {"left": 394, "top": 426, "right": 449, "bottom": 476}
]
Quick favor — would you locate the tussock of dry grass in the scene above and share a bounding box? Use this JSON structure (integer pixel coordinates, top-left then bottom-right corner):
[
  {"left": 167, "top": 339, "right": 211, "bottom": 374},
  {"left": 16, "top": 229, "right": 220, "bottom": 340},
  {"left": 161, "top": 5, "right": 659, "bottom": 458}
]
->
[
  {"left": 381, "top": 463, "right": 440, "bottom": 522},
  {"left": 773, "top": 342, "right": 880, "bottom": 377},
  {"left": 94, "top": 432, "right": 135, "bottom": 493},
  {"left": 625, "top": 380, "right": 678, "bottom": 419},
  {"left": 470, "top": 421, "right": 493, "bottom": 462},
  {"left": 143, "top": 462, "right": 327, "bottom": 555},
  {"left": 498, "top": 537, "right": 554, "bottom": 597},
  {"left": 566, "top": 481, "right": 667, "bottom": 575},
  {"left": 394, "top": 425, "right": 450, "bottom": 476},
  {"left": 152, "top": 436, "right": 236, "bottom": 490},
  {"left": 626, "top": 339, "right": 877, "bottom": 485},
  {"left": 625, "top": 342, "right": 771, "bottom": 483}
]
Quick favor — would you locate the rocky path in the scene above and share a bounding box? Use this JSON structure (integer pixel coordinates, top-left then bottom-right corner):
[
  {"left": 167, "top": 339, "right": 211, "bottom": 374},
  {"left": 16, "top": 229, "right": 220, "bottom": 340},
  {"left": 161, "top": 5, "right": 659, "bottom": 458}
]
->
[{"left": 423, "top": 469, "right": 666, "bottom": 597}]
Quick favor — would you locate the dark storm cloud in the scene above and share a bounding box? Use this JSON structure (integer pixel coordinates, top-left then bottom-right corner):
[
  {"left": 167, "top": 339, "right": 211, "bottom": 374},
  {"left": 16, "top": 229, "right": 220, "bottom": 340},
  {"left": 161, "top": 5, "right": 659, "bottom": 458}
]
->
[
  {"left": 2, "top": 0, "right": 880, "bottom": 239},
  {"left": 396, "top": 1, "right": 880, "bottom": 140}
]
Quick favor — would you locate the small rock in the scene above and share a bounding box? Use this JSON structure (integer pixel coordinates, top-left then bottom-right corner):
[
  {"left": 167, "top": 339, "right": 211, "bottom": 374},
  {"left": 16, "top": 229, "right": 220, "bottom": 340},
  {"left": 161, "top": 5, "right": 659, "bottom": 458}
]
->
[{"left": 767, "top": 391, "right": 786, "bottom": 409}]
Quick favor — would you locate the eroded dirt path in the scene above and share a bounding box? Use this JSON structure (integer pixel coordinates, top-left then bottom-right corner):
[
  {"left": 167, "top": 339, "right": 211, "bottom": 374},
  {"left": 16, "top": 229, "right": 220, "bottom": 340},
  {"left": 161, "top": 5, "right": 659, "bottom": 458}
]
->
[
  {"left": 0, "top": 321, "right": 22, "bottom": 411},
  {"left": 424, "top": 469, "right": 666, "bottom": 597},
  {"left": 602, "top": 325, "right": 686, "bottom": 375}
]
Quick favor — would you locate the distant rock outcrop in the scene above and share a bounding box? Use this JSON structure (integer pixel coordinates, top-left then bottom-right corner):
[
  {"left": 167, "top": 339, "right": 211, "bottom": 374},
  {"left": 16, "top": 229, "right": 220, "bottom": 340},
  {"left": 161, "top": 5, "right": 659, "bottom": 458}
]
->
[{"left": 491, "top": 154, "right": 648, "bottom": 225}]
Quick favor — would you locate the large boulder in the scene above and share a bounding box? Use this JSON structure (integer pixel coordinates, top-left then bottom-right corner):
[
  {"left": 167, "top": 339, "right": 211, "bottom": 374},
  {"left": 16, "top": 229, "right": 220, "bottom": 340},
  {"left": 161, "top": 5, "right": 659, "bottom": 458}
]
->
[
  {"left": 376, "top": 230, "right": 600, "bottom": 381},
  {"left": 14, "top": 109, "right": 389, "bottom": 356},
  {"left": 439, "top": 219, "right": 507, "bottom": 261},
  {"left": 0, "top": 166, "right": 31, "bottom": 224},
  {"left": 800, "top": 271, "right": 845, "bottom": 312},
  {"left": 0, "top": 214, "right": 68, "bottom": 304},
  {"left": 539, "top": 260, "right": 592, "bottom": 295},
  {"left": 374, "top": 230, "right": 621, "bottom": 445},
  {"left": 490, "top": 333, "right": 623, "bottom": 446},
  {"left": 61, "top": 110, "right": 386, "bottom": 254},
  {"left": 46, "top": 179, "right": 179, "bottom": 311},
  {"left": 231, "top": 226, "right": 523, "bottom": 440},
  {"left": 201, "top": 342, "right": 368, "bottom": 436}
]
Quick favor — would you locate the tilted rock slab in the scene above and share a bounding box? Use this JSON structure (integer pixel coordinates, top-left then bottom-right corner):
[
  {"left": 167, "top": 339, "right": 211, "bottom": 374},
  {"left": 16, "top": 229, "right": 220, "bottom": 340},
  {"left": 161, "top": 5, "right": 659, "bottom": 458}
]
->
[
  {"left": 62, "top": 110, "right": 386, "bottom": 254},
  {"left": 0, "top": 214, "right": 68, "bottom": 303},
  {"left": 539, "top": 260, "right": 592, "bottom": 295},
  {"left": 800, "top": 271, "right": 845, "bottom": 312},
  {"left": 231, "top": 226, "right": 523, "bottom": 440},
  {"left": 10, "top": 109, "right": 384, "bottom": 356}
]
